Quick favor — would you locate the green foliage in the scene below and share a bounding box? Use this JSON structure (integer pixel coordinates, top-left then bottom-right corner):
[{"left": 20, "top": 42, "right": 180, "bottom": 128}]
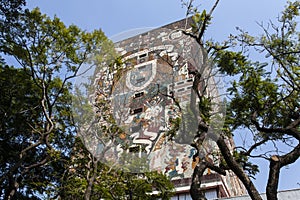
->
[
  {"left": 0, "top": 64, "right": 73, "bottom": 199},
  {"left": 166, "top": 117, "right": 181, "bottom": 140},
  {"left": 198, "top": 96, "right": 212, "bottom": 124},
  {"left": 59, "top": 138, "right": 175, "bottom": 200},
  {"left": 0, "top": 0, "right": 25, "bottom": 24},
  {"left": 215, "top": 50, "right": 248, "bottom": 76},
  {"left": 0, "top": 5, "right": 108, "bottom": 199},
  {"left": 191, "top": 10, "right": 210, "bottom": 35},
  {"left": 167, "top": 102, "right": 200, "bottom": 144},
  {"left": 217, "top": 1, "right": 300, "bottom": 189},
  {"left": 233, "top": 151, "right": 259, "bottom": 178}
]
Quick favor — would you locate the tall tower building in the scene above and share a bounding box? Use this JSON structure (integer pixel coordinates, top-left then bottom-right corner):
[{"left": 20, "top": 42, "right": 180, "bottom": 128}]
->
[{"left": 96, "top": 18, "right": 247, "bottom": 199}]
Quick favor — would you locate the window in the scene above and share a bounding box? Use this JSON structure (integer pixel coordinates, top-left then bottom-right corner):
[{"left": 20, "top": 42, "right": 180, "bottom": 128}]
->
[
  {"left": 138, "top": 53, "right": 148, "bottom": 63},
  {"left": 205, "top": 189, "right": 218, "bottom": 199},
  {"left": 134, "top": 92, "right": 144, "bottom": 98},
  {"left": 139, "top": 53, "right": 147, "bottom": 58},
  {"left": 129, "top": 146, "right": 140, "bottom": 153},
  {"left": 132, "top": 107, "right": 143, "bottom": 114}
]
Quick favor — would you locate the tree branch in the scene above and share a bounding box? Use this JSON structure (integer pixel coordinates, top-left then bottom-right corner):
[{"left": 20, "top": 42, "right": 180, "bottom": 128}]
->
[
  {"left": 216, "top": 134, "right": 263, "bottom": 200},
  {"left": 266, "top": 143, "right": 300, "bottom": 200}
]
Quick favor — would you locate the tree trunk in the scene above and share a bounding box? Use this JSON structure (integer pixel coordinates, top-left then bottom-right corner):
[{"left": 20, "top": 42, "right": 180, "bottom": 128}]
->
[
  {"left": 8, "top": 182, "right": 19, "bottom": 200},
  {"left": 266, "top": 156, "right": 280, "bottom": 200},
  {"left": 216, "top": 135, "right": 263, "bottom": 200},
  {"left": 266, "top": 144, "right": 300, "bottom": 200},
  {"left": 84, "top": 174, "right": 95, "bottom": 200},
  {"left": 84, "top": 158, "right": 98, "bottom": 200},
  {"left": 5, "top": 178, "right": 18, "bottom": 200},
  {"left": 3, "top": 159, "right": 24, "bottom": 200},
  {"left": 190, "top": 161, "right": 207, "bottom": 200}
]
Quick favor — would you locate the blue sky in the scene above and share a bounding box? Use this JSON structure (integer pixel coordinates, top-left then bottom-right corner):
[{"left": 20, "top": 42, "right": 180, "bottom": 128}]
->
[
  {"left": 26, "top": 0, "right": 286, "bottom": 40},
  {"left": 26, "top": 0, "right": 299, "bottom": 193}
]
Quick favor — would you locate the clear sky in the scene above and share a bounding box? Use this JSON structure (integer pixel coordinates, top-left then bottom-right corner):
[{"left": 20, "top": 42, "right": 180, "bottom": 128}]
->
[{"left": 25, "top": 0, "right": 299, "bottom": 193}]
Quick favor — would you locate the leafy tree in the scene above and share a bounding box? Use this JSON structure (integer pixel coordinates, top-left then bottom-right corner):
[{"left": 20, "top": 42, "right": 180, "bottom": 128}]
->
[
  {"left": 0, "top": 63, "right": 42, "bottom": 199},
  {"left": 0, "top": 6, "right": 108, "bottom": 199},
  {"left": 0, "top": 0, "right": 25, "bottom": 23},
  {"left": 219, "top": 1, "right": 300, "bottom": 200},
  {"left": 58, "top": 137, "right": 175, "bottom": 200},
  {"left": 181, "top": 1, "right": 300, "bottom": 200}
]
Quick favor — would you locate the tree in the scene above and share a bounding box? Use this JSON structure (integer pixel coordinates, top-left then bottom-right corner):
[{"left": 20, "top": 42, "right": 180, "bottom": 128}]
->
[
  {"left": 0, "top": 63, "right": 45, "bottom": 199},
  {"left": 179, "top": 1, "right": 259, "bottom": 199},
  {"left": 219, "top": 1, "right": 300, "bottom": 199},
  {"left": 58, "top": 137, "right": 175, "bottom": 200},
  {"left": 0, "top": 6, "right": 108, "bottom": 199},
  {"left": 0, "top": 0, "right": 25, "bottom": 24},
  {"left": 181, "top": 1, "right": 300, "bottom": 200}
]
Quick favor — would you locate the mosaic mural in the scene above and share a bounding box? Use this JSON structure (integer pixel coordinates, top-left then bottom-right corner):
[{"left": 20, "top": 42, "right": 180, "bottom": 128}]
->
[
  {"left": 85, "top": 18, "right": 223, "bottom": 179},
  {"left": 72, "top": 18, "right": 247, "bottom": 197}
]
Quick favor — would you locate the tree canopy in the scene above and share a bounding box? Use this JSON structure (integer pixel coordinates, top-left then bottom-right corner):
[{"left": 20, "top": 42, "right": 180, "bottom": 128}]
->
[
  {"left": 220, "top": 1, "right": 300, "bottom": 199},
  {"left": 183, "top": 0, "right": 300, "bottom": 200},
  {"left": 0, "top": 4, "right": 107, "bottom": 199}
]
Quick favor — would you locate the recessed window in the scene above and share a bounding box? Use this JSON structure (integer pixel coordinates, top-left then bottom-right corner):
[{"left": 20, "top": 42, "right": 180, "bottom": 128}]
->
[
  {"left": 129, "top": 146, "right": 140, "bottom": 153},
  {"left": 132, "top": 107, "right": 143, "bottom": 114},
  {"left": 134, "top": 92, "right": 144, "bottom": 98},
  {"left": 139, "top": 53, "right": 147, "bottom": 58},
  {"left": 138, "top": 53, "right": 148, "bottom": 63}
]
